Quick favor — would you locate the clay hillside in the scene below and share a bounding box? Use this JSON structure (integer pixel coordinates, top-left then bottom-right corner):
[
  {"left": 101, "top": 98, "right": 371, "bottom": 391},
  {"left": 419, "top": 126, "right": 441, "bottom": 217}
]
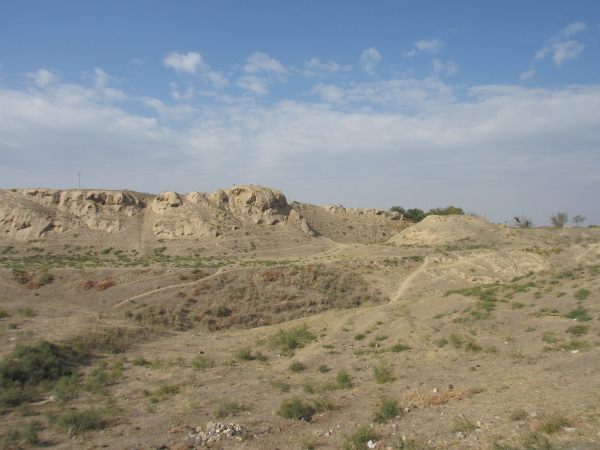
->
[{"left": 0, "top": 186, "right": 599, "bottom": 450}]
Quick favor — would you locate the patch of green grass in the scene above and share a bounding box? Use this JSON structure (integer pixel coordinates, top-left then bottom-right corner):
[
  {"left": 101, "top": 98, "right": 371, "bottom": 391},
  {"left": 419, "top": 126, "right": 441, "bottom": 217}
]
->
[
  {"left": 541, "top": 331, "right": 557, "bottom": 344},
  {"left": 564, "top": 306, "right": 591, "bottom": 322},
  {"left": 191, "top": 355, "right": 215, "bottom": 369},
  {"left": 450, "top": 333, "right": 463, "bottom": 348},
  {"left": 214, "top": 400, "right": 248, "bottom": 418},
  {"left": 510, "top": 408, "right": 530, "bottom": 421},
  {"left": 354, "top": 333, "right": 366, "bottom": 341},
  {"left": 235, "top": 347, "right": 255, "bottom": 361},
  {"left": 132, "top": 356, "right": 152, "bottom": 367},
  {"left": 269, "top": 325, "right": 316, "bottom": 356},
  {"left": 511, "top": 302, "right": 526, "bottom": 309},
  {"left": 538, "top": 414, "right": 571, "bottom": 434},
  {"left": 574, "top": 289, "right": 591, "bottom": 300},
  {"left": 373, "top": 363, "right": 393, "bottom": 384},
  {"left": 434, "top": 338, "right": 449, "bottom": 347},
  {"left": 0, "top": 308, "right": 9, "bottom": 319},
  {"left": 452, "top": 417, "right": 476, "bottom": 435},
  {"left": 567, "top": 325, "right": 588, "bottom": 335},
  {"left": 342, "top": 425, "right": 378, "bottom": 450},
  {"left": 289, "top": 361, "right": 305, "bottom": 372},
  {"left": 372, "top": 398, "right": 400, "bottom": 424},
  {"left": 271, "top": 380, "right": 290, "bottom": 392},
  {"left": 389, "top": 343, "right": 410, "bottom": 353},
  {"left": 317, "top": 364, "right": 329, "bottom": 373},
  {"left": 276, "top": 397, "right": 316, "bottom": 420},
  {"left": 336, "top": 370, "right": 352, "bottom": 389},
  {"left": 56, "top": 408, "right": 104, "bottom": 433}
]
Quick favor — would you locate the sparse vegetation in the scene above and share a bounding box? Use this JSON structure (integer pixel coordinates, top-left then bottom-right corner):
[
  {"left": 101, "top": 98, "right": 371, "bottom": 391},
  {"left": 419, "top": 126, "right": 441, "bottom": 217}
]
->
[
  {"left": 372, "top": 397, "right": 401, "bottom": 423},
  {"left": 373, "top": 363, "right": 393, "bottom": 384}
]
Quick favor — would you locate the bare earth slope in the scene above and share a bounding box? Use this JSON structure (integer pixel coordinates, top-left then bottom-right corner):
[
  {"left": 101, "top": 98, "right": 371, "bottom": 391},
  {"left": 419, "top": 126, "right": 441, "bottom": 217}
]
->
[{"left": 0, "top": 187, "right": 599, "bottom": 450}]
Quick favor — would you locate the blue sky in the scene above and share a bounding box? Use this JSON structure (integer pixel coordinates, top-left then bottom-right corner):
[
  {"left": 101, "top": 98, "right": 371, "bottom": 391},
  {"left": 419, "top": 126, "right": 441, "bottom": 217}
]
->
[{"left": 1, "top": 1, "right": 599, "bottom": 226}]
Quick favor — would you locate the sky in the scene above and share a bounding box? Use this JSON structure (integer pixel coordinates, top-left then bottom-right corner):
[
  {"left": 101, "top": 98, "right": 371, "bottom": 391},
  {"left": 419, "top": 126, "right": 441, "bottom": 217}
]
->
[{"left": 0, "top": 1, "right": 599, "bottom": 227}]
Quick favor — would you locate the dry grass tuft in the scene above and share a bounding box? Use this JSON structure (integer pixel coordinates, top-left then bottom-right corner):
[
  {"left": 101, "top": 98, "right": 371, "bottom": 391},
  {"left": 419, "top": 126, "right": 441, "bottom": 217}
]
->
[
  {"left": 94, "top": 277, "right": 115, "bottom": 291},
  {"left": 404, "top": 387, "right": 473, "bottom": 408},
  {"left": 79, "top": 279, "right": 96, "bottom": 290},
  {"left": 261, "top": 270, "right": 282, "bottom": 282},
  {"left": 23, "top": 281, "right": 41, "bottom": 290},
  {"left": 191, "top": 282, "right": 212, "bottom": 296}
]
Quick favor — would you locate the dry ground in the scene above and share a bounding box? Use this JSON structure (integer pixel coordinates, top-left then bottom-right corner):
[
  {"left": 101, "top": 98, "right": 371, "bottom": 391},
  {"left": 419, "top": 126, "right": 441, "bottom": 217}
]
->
[{"left": 1, "top": 208, "right": 599, "bottom": 450}]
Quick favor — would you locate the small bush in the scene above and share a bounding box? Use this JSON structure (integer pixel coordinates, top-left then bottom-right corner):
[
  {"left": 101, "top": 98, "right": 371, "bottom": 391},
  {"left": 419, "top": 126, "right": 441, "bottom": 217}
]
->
[
  {"left": 354, "top": 333, "right": 366, "bottom": 341},
  {"left": 342, "top": 425, "right": 378, "bottom": 450},
  {"left": 214, "top": 400, "right": 248, "bottom": 418},
  {"left": 235, "top": 347, "right": 255, "bottom": 361},
  {"left": 564, "top": 306, "right": 591, "bottom": 322},
  {"left": 132, "top": 356, "right": 151, "bottom": 367},
  {"left": 271, "top": 380, "right": 290, "bottom": 392},
  {"left": 450, "top": 333, "right": 463, "bottom": 348},
  {"left": 269, "top": 325, "right": 316, "bottom": 356},
  {"left": 389, "top": 343, "right": 410, "bottom": 353},
  {"left": 336, "top": 370, "right": 352, "bottom": 388},
  {"left": 317, "top": 364, "right": 329, "bottom": 373},
  {"left": 567, "top": 325, "right": 588, "bottom": 335},
  {"left": 452, "top": 417, "right": 476, "bottom": 435},
  {"left": 289, "top": 361, "right": 305, "bottom": 372},
  {"left": 434, "top": 338, "right": 449, "bottom": 348},
  {"left": 276, "top": 397, "right": 316, "bottom": 420},
  {"left": 510, "top": 408, "right": 530, "bottom": 421},
  {"left": 537, "top": 414, "right": 571, "bottom": 434},
  {"left": 57, "top": 408, "right": 103, "bottom": 433},
  {"left": 191, "top": 355, "right": 215, "bottom": 369},
  {"left": 372, "top": 398, "right": 400, "bottom": 423},
  {"left": 574, "top": 289, "right": 591, "bottom": 301},
  {"left": 0, "top": 308, "right": 9, "bottom": 318},
  {"left": 373, "top": 363, "right": 393, "bottom": 384},
  {"left": 17, "top": 307, "right": 36, "bottom": 317},
  {"left": 68, "top": 327, "right": 157, "bottom": 356}
]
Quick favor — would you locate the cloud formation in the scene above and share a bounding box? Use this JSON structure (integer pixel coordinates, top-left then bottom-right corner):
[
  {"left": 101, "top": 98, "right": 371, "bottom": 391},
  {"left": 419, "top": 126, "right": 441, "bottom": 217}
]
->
[
  {"left": 360, "top": 47, "right": 382, "bottom": 75},
  {"left": 163, "top": 51, "right": 207, "bottom": 74},
  {"left": 523, "top": 22, "right": 587, "bottom": 81}
]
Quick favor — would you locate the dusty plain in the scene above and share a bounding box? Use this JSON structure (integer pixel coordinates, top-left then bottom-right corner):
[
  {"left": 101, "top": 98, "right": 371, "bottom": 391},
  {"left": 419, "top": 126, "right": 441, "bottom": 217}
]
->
[{"left": 0, "top": 186, "right": 599, "bottom": 450}]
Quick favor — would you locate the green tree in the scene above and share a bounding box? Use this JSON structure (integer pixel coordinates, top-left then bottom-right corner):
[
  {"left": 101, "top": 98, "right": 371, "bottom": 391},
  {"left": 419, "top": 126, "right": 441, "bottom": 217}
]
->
[
  {"left": 550, "top": 212, "right": 568, "bottom": 228},
  {"left": 513, "top": 216, "right": 533, "bottom": 228},
  {"left": 389, "top": 206, "right": 406, "bottom": 215},
  {"left": 428, "top": 206, "right": 465, "bottom": 216},
  {"left": 572, "top": 215, "right": 586, "bottom": 227},
  {"left": 405, "top": 208, "right": 426, "bottom": 222}
]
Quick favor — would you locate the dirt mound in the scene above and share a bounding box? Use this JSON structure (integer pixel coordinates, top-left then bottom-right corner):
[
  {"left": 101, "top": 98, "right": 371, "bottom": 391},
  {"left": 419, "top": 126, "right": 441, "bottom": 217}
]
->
[{"left": 390, "top": 214, "right": 513, "bottom": 245}]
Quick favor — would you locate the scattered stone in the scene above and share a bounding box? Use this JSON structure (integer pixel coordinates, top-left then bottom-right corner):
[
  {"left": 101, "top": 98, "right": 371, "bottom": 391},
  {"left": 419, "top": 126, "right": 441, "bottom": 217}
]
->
[
  {"left": 367, "top": 440, "right": 377, "bottom": 448},
  {"left": 188, "top": 422, "right": 245, "bottom": 446},
  {"left": 456, "top": 432, "right": 466, "bottom": 439}
]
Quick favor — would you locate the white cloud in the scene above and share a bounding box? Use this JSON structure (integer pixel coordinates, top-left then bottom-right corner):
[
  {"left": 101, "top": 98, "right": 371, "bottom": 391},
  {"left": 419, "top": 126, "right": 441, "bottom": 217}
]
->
[
  {"left": 26, "top": 68, "right": 58, "bottom": 89},
  {"left": 91, "top": 68, "right": 128, "bottom": 101},
  {"left": 529, "top": 23, "right": 587, "bottom": 74},
  {"left": 562, "top": 22, "right": 587, "bottom": 37},
  {"left": 360, "top": 47, "right": 382, "bottom": 75},
  {"left": 1, "top": 66, "right": 599, "bottom": 225},
  {"left": 303, "top": 58, "right": 349, "bottom": 77},
  {"left": 432, "top": 59, "right": 458, "bottom": 77},
  {"left": 236, "top": 75, "right": 269, "bottom": 95},
  {"left": 244, "top": 52, "right": 287, "bottom": 74},
  {"left": 204, "top": 71, "right": 229, "bottom": 89},
  {"left": 519, "top": 70, "right": 535, "bottom": 84},
  {"left": 163, "top": 51, "right": 208, "bottom": 74},
  {"left": 310, "top": 83, "right": 346, "bottom": 104},
  {"left": 415, "top": 39, "right": 444, "bottom": 53},
  {"left": 553, "top": 40, "right": 585, "bottom": 67}
]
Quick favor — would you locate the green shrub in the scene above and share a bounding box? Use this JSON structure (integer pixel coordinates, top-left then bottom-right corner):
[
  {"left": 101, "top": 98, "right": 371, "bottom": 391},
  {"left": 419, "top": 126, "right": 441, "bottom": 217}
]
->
[
  {"left": 389, "top": 343, "right": 410, "bottom": 353},
  {"left": 17, "top": 307, "right": 37, "bottom": 317},
  {"left": 132, "top": 356, "right": 151, "bottom": 367},
  {"left": 271, "top": 380, "right": 290, "bottom": 392},
  {"left": 0, "top": 308, "right": 9, "bottom": 318},
  {"left": 336, "top": 370, "right": 352, "bottom": 388},
  {"left": 289, "top": 361, "right": 305, "bottom": 372},
  {"left": 510, "top": 408, "right": 530, "bottom": 421},
  {"left": 372, "top": 398, "right": 400, "bottom": 423},
  {"left": 276, "top": 397, "right": 316, "bottom": 420},
  {"left": 235, "top": 347, "right": 255, "bottom": 361},
  {"left": 564, "top": 306, "right": 591, "bottom": 322},
  {"left": 68, "top": 327, "right": 159, "bottom": 357},
  {"left": 538, "top": 414, "right": 570, "bottom": 434},
  {"left": 191, "top": 355, "right": 215, "bottom": 369},
  {"left": 317, "top": 364, "right": 329, "bottom": 373},
  {"left": 342, "top": 424, "right": 378, "bottom": 450},
  {"left": 452, "top": 417, "right": 476, "bottom": 435},
  {"left": 57, "top": 408, "right": 104, "bottom": 433},
  {"left": 214, "top": 400, "right": 248, "bottom": 418},
  {"left": 269, "top": 325, "right": 316, "bottom": 356},
  {"left": 450, "top": 333, "right": 463, "bottom": 348},
  {"left": 567, "top": 325, "right": 588, "bottom": 335},
  {"left": 574, "top": 289, "right": 591, "bottom": 300},
  {"left": 373, "top": 363, "right": 393, "bottom": 384},
  {"left": 354, "top": 333, "right": 366, "bottom": 341}
]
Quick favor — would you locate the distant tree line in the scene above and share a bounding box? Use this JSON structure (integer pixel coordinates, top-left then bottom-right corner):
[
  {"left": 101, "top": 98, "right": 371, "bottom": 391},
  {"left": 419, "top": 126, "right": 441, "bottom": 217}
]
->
[{"left": 389, "top": 205, "right": 465, "bottom": 222}]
